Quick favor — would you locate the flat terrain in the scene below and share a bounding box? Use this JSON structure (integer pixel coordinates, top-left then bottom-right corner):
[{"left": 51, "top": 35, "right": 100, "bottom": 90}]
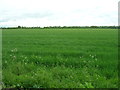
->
[{"left": 2, "top": 28, "right": 118, "bottom": 88}]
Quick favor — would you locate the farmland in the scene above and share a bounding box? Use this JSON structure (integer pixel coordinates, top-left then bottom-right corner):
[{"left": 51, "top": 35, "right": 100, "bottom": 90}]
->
[{"left": 2, "top": 28, "right": 118, "bottom": 88}]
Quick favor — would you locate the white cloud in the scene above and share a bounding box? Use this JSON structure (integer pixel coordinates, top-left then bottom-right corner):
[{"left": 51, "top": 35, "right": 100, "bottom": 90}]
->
[{"left": 0, "top": 0, "right": 119, "bottom": 27}]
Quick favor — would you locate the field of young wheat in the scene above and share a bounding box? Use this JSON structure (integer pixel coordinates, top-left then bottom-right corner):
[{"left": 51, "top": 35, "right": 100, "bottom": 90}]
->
[{"left": 2, "top": 28, "right": 118, "bottom": 88}]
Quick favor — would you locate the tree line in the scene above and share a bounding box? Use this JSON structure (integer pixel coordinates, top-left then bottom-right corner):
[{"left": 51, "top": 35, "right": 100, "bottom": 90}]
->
[{"left": 0, "top": 26, "right": 119, "bottom": 29}]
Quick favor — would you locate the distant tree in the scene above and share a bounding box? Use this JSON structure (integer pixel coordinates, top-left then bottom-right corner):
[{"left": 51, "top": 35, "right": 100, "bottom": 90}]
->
[
  {"left": 18, "top": 26, "right": 21, "bottom": 28},
  {"left": 90, "top": 26, "right": 98, "bottom": 28}
]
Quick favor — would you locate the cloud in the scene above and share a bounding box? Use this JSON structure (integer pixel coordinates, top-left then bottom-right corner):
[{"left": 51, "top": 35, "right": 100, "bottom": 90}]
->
[{"left": 0, "top": 0, "right": 119, "bottom": 27}]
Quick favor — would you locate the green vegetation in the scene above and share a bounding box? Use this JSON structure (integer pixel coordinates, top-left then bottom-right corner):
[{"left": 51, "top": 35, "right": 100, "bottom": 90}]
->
[{"left": 2, "top": 28, "right": 118, "bottom": 88}]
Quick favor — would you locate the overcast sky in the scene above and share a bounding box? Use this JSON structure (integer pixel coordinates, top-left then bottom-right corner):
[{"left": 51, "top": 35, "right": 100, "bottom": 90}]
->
[{"left": 0, "top": 0, "right": 119, "bottom": 27}]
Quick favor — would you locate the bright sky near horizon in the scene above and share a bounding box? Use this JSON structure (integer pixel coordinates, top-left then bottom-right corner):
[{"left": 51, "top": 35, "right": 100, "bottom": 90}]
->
[{"left": 0, "top": 0, "right": 119, "bottom": 27}]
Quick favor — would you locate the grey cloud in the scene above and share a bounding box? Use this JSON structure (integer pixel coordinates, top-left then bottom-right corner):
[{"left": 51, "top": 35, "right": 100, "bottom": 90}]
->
[
  {"left": 0, "top": 18, "right": 11, "bottom": 22},
  {"left": 0, "top": 11, "right": 53, "bottom": 23},
  {"left": 23, "top": 12, "right": 53, "bottom": 18}
]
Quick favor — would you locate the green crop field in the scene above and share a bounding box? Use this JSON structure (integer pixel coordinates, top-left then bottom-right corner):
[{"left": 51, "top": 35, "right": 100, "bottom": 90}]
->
[{"left": 2, "top": 28, "right": 118, "bottom": 88}]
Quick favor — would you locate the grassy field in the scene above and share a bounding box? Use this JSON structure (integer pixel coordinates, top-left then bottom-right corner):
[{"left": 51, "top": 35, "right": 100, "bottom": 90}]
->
[{"left": 2, "top": 28, "right": 118, "bottom": 88}]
